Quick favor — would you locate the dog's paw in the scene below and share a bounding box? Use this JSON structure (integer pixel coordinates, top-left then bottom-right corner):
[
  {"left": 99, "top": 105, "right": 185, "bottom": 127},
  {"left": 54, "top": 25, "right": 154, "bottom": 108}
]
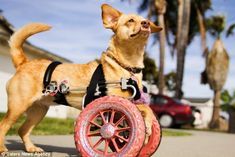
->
[
  {"left": 144, "top": 122, "right": 152, "bottom": 145},
  {"left": 144, "top": 127, "right": 151, "bottom": 145},
  {"left": 145, "top": 121, "right": 152, "bottom": 137},
  {"left": 26, "top": 146, "right": 44, "bottom": 153},
  {"left": 144, "top": 135, "right": 149, "bottom": 145}
]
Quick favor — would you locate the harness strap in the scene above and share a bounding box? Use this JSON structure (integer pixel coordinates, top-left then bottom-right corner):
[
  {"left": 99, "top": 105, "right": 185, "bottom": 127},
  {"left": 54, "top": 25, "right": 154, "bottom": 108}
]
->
[
  {"left": 43, "top": 61, "right": 70, "bottom": 106},
  {"left": 43, "top": 61, "right": 62, "bottom": 88},
  {"left": 84, "top": 64, "right": 107, "bottom": 107}
]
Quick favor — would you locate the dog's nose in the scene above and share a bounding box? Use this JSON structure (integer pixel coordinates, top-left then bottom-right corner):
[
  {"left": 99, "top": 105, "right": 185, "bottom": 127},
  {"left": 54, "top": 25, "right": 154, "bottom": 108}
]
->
[{"left": 141, "top": 20, "right": 150, "bottom": 29}]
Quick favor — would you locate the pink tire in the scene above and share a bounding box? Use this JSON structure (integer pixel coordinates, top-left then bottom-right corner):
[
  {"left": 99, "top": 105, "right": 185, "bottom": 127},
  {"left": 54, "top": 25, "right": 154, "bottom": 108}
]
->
[
  {"left": 138, "top": 117, "right": 162, "bottom": 157},
  {"left": 74, "top": 96, "right": 145, "bottom": 157}
]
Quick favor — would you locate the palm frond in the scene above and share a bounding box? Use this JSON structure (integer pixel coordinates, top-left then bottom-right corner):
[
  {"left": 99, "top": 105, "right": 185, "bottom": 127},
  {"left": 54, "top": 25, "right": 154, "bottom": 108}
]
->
[
  {"left": 194, "top": 0, "right": 212, "bottom": 13},
  {"left": 138, "top": 0, "right": 150, "bottom": 12},
  {"left": 226, "top": 23, "right": 235, "bottom": 38},
  {"left": 206, "top": 15, "right": 226, "bottom": 38}
]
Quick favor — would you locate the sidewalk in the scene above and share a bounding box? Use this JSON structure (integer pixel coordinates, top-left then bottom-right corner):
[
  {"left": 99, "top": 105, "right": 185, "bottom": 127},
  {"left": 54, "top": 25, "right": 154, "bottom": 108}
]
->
[
  {"left": 3, "top": 129, "right": 235, "bottom": 157},
  {"left": 156, "top": 129, "right": 235, "bottom": 157}
]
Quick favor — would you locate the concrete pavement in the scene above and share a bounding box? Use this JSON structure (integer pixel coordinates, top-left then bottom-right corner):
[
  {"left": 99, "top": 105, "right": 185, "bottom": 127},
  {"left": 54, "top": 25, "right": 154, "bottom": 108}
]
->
[
  {"left": 156, "top": 130, "right": 235, "bottom": 157},
  {"left": 2, "top": 129, "right": 235, "bottom": 157}
]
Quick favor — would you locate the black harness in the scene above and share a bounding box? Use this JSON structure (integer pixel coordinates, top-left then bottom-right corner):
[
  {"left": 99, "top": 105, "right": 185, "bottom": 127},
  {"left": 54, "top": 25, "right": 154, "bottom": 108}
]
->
[
  {"left": 42, "top": 61, "right": 140, "bottom": 107},
  {"left": 42, "top": 62, "right": 107, "bottom": 107},
  {"left": 83, "top": 64, "right": 107, "bottom": 106},
  {"left": 42, "top": 61, "right": 70, "bottom": 106}
]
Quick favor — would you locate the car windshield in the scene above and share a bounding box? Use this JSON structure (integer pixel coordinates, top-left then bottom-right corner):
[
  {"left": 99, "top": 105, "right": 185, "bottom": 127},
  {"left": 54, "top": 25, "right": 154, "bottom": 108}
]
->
[{"left": 173, "top": 98, "right": 182, "bottom": 104}]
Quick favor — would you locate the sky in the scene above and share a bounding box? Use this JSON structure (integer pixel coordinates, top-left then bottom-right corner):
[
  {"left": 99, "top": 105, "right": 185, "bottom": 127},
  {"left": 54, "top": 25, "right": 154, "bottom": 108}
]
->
[{"left": 1, "top": 0, "right": 235, "bottom": 98}]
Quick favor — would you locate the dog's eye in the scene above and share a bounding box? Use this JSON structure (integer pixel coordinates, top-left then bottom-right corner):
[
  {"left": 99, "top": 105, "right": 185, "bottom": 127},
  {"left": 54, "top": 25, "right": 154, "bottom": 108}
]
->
[{"left": 128, "top": 19, "right": 135, "bottom": 23}]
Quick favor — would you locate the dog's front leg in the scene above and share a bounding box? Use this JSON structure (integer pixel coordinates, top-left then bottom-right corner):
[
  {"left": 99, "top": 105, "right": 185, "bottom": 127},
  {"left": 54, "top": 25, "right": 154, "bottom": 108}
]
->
[{"left": 136, "top": 104, "right": 155, "bottom": 144}]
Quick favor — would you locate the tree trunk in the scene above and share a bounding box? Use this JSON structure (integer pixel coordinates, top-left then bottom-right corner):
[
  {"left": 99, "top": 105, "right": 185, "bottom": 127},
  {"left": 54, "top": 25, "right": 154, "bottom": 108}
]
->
[
  {"left": 158, "top": 13, "right": 166, "bottom": 94},
  {"left": 175, "top": 0, "right": 183, "bottom": 98},
  {"left": 154, "top": 0, "right": 166, "bottom": 94},
  {"left": 195, "top": 5, "right": 207, "bottom": 55},
  {"left": 196, "top": 4, "right": 208, "bottom": 85},
  {"left": 207, "top": 39, "right": 229, "bottom": 129},
  {"left": 228, "top": 110, "right": 235, "bottom": 133},
  {"left": 175, "top": 0, "right": 191, "bottom": 98},
  {"left": 209, "top": 90, "right": 221, "bottom": 129}
]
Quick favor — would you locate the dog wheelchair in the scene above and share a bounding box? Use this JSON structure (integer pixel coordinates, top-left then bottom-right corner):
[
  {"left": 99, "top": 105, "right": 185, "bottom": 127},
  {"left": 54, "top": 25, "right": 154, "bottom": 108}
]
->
[
  {"left": 43, "top": 62, "right": 161, "bottom": 157},
  {"left": 71, "top": 77, "right": 162, "bottom": 157}
]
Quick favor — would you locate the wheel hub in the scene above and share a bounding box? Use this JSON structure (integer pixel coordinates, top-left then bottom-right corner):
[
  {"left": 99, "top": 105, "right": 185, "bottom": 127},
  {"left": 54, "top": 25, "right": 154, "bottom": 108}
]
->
[{"left": 100, "top": 123, "right": 115, "bottom": 139}]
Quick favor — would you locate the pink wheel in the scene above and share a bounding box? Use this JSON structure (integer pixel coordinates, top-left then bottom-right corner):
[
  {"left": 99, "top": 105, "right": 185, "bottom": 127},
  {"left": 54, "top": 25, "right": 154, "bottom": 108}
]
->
[
  {"left": 138, "top": 117, "right": 162, "bottom": 157},
  {"left": 74, "top": 96, "right": 145, "bottom": 157}
]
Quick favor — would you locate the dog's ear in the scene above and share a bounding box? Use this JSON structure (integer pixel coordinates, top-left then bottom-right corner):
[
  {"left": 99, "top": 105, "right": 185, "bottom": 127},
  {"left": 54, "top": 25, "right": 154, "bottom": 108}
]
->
[
  {"left": 150, "top": 21, "right": 162, "bottom": 33},
  {"left": 101, "top": 4, "right": 122, "bottom": 31}
]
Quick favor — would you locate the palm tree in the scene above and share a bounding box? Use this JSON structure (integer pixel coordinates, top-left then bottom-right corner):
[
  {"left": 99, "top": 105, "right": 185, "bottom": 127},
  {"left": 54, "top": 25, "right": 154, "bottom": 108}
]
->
[
  {"left": 174, "top": 0, "right": 211, "bottom": 98},
  {"left": 193, "top": 0, "right": 211, "bottom": 54},
  {"left": 137, "top": 0, "right": 167, "bottom": 94},
  {"left": 154, "top": 0, "right": 167, "bottom": 94},
  {"left": 124, "top": 0, "right": 210, "bottom": 97},
  {"left": 196, "top": 0, "right": 212, "bottom": 85},
  {"left": 205, "top": 15, "right": 234, "bottom": 129},
  {"left": 174, "top": 0, "right": 191, "bottom": 98}
]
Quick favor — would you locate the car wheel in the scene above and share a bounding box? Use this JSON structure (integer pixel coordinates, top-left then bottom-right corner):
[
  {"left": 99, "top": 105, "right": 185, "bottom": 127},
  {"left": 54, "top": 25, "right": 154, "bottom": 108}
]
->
[{"left": 159, "top": 114, "right": 173, "bottom": 128}]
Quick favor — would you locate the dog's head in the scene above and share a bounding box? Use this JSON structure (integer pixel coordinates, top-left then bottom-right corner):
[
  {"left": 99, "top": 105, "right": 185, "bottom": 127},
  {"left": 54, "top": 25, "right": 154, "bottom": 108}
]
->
[{"left": 101, "top": 4, "right": 162, "bottom": 43}]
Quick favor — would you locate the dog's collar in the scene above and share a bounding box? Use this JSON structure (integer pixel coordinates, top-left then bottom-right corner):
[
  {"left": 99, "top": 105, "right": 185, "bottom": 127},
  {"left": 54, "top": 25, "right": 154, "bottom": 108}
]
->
[{"left": 106, "top": 53, "right": 144, "bottom": 74}]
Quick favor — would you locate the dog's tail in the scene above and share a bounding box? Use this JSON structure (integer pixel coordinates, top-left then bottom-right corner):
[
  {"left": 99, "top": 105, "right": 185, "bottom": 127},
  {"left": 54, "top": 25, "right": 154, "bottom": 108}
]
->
[{"left": 9, "top": 23, "right": 51, "bottom": 68}]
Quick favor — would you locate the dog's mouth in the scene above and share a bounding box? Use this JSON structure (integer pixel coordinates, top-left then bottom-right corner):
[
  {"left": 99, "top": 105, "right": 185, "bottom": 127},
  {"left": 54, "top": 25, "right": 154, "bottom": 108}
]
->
[
  {"left": 130, "top": 29, "right": 141, "bottom": 37},
  {"left": 130, "top": 27, "right": 151, "bottom": 38}
]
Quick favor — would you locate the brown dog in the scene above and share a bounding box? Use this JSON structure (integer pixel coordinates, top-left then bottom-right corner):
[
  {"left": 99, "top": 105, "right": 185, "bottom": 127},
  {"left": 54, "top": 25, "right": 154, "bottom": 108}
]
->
[{"left": 0, "top": 4, "right": 162, "bottom": 153}]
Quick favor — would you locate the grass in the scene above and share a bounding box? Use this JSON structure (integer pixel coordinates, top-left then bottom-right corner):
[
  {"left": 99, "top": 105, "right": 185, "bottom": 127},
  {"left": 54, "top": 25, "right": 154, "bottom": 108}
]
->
[
  {"left": 162, "top": 129, "right": 192, "bottom": 136},
  {"left": 0, "top": 112, "right": 75, "bottom": 135},
  {"left": 0, "top": 112, "right": 192, "bottom": 136}
]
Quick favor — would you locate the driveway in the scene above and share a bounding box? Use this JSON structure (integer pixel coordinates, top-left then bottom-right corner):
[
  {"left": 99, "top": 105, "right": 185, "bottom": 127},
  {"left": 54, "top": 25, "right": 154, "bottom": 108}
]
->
[{"left": 3, "top": 129, "right": 235, "bottom": 157}]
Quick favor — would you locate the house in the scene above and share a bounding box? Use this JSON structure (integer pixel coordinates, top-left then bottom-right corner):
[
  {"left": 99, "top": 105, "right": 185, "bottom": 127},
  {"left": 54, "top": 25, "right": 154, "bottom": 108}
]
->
[
  {"left": 0, "top": 15, "right": 79, "bottom": 118},
  {"left": 182, "top": 97, "right": 228, "bottom": 130},
  {"left": 182, "top": 98, "right": 213, "bottom": 128}
]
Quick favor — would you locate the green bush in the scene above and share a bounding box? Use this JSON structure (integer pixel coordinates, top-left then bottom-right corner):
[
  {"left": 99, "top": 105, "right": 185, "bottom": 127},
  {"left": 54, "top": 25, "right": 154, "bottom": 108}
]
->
[{"left": 221, "top": 90, "right": 235, "bottom": 112}]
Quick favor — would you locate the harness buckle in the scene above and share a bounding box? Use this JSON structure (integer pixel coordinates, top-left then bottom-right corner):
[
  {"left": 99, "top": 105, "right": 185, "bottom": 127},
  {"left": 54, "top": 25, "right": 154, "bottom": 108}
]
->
[
  {"left": 43, "top": 81, "right": 58, "bottom": 96},
  {"left": 59, "top": 80, "right": 70, "bottom": 94},
  {"left": 120, "top": 78, "right": 141, "bottom": 100}
]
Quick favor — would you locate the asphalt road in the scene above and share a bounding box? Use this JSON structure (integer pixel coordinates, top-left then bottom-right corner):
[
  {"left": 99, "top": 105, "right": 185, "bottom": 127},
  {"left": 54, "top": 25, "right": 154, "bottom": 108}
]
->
[{"left": 2, "top": 129, "right": 235, "bottom": 157}]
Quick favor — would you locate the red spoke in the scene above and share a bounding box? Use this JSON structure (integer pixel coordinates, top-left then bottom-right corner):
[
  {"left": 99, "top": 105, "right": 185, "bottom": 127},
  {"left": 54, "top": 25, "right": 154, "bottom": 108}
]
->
[
  {"left": 99, "top": 111, "right": 107, "bottom": 124},
  {"left": 115, "top": 134, "right": 129, "bottom": 142},
  {"left": 93, "top": 137, "right": 104, "bottom": 149},
  {"left": 110, "top": 109, "right": 116, "bottom": 124},
  {"left": 111, "top": 138, "right": 120, "bottom": 153},
  {"left": 104, "top": 139, "right": 109, "bottom": 155},
  {"left": 87, "top": 131, "right": 101, "bottom": 137},
  {"left": 89, "top": 121, "right": 101, "bottom": 128},
  {"left": 116, "top": 127, "right": 131, "bottom": 132},
  {"left": 115, "top": 115, "right": 126, "bottom": 126}
]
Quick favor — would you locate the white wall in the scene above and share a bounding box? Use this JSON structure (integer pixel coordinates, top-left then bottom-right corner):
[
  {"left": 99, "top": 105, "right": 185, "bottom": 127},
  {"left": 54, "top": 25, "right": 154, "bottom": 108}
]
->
[
  {"left": 0, "top": 53, "right": 69, "bottom": 119},
  {"left": 182, "top": 99, "right": 214, "bottom": 128},
  {"left": 0, "top": 71, "right": 11, "bottom": 112}
]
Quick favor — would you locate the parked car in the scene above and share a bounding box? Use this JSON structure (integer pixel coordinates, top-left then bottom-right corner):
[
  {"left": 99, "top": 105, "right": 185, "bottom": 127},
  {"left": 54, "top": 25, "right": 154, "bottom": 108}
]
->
[{"left": 150, "top": 94, "right": 195, "bottom": 128}]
